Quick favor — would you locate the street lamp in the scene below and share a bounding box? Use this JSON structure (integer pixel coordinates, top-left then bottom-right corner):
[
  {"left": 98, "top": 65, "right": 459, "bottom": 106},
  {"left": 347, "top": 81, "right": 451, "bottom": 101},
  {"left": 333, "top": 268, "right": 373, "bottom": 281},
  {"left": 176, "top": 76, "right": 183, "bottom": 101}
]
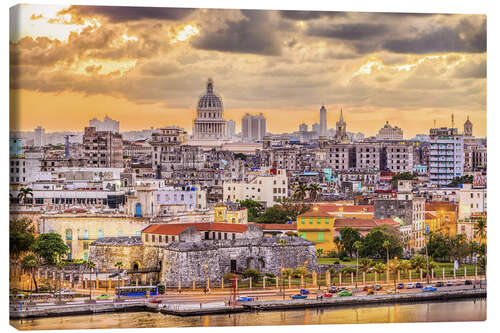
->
[{"left": 204, "top": 264, "right": 208, "bottom": 294}]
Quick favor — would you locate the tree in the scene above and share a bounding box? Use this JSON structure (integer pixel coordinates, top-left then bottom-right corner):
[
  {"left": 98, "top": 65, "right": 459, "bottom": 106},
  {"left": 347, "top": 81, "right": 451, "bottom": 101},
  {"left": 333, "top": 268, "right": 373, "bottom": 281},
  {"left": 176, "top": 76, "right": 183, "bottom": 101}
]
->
[
  {"left": 308, "top": 184, "right": 321, "bottom": 201},
  {"left": 359, "top": 258, "right": 373, "bottom": 273},
  {"left": 293, "top": 266, "right": 308, "bottom": 278},
  {"left": 372, "top": 263, "right": 386, "bottom": 274},
  {"left": 55, "top": 261, "right": 66, "bottom": 302},
  {"left": 473, "top": 217, "right": 487, "bottom": 243},
  {"left": 410, "top": 255, "right": 427, "bottom": 271},
  {"left": 239, "top": 199, "right": 264, "bottom": 222},
  {"left": 242, "top": 268, "right": 262, "bottom": 281},
  {"left": 333, "top": 236, "right": 342, "bottom": 252},
  {"left": 257, "top": 199, "right": 311, "bottom": 223},
  {"left": 30, "top": 233, "right": 69, "bottom": 265},
  {"left": 279, "top": 239, "right": 287, "bottom": 298},
  {"left": 17, "top": 187, "right": 33, "bottom": 204},
  {"left": 450, "top": 234, "right": 469, "bottom": 263},
  {"left": 293, "top": 184, "right": 309, "bottom": 201},
  {"left": 21, "top": 252, "right": 40, "bottom": 292},
  {"left": 338, "top": 227, "right": 362, "bottom": 258},
  {"left": 427, "top": 232, "right": 452, "bottom": 261},
  {"left": 390, "top": 172, "right": 417, "bottom": 186},
  {"left": 115, "top": 261, "right": 123, "bottom": 294},
  {"left": 316, "top": 248, "right": 324, "bottom": 258},
  {"left": 361, "top": 226, "right": 403, "bottom": 259},
  {"left": 447, "top": 175, "right": 473, "bottom": 187},
  {"left": 340, "top": 266, "right": 356, "bottom": 276},
  {"left": 10, "top": 218, "right": 35, "bottom": 258},
  {"left": 86, "top": 261, "right": 96, "bottom": 302}
]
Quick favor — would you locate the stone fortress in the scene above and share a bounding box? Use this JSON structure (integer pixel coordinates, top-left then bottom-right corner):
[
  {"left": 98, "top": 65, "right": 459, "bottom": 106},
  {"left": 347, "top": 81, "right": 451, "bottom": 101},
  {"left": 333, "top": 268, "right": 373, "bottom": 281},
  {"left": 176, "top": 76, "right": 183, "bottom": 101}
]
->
[{"left": 89, "top": 223, "right": 318, "bottom": 287}]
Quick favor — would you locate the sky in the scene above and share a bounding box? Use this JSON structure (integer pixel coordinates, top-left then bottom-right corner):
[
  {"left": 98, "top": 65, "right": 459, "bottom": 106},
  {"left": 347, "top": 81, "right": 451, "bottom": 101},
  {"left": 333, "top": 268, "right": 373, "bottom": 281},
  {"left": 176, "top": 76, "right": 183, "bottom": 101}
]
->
[{"left": 9, "top": 4, "right": 487, "bottom": 138}]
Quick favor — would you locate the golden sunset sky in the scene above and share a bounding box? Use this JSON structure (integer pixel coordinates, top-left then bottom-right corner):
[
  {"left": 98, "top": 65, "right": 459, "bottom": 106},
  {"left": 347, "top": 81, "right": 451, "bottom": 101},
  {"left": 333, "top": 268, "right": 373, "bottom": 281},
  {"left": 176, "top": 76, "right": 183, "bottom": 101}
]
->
[{"left": 9, "top": 4, "right": 486, "bottom": 137}]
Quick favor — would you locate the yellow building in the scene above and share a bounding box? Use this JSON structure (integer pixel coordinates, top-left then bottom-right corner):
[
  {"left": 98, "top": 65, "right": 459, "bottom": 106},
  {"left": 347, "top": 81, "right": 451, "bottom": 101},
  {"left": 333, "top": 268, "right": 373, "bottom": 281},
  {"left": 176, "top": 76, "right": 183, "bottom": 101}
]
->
[
  {"left": 296, "top": 206, "right": 335, "bottom": 252},
  {"left": 214, "top": 203, "right": 248, "bottom": 224},
  {"left": 425, "top": 202, "right": 458, "bottom": 236}
]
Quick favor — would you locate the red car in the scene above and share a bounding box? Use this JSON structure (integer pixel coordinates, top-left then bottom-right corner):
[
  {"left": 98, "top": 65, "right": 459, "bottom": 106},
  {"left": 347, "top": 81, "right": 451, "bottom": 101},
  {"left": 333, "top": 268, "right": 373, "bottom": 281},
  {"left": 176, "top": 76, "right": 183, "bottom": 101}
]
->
[
  {"left": 148, "top": 298, "right": 162, "bottom": 304},
  {"left": 322, "top": 293, "right": 333, "bottom": 298}
]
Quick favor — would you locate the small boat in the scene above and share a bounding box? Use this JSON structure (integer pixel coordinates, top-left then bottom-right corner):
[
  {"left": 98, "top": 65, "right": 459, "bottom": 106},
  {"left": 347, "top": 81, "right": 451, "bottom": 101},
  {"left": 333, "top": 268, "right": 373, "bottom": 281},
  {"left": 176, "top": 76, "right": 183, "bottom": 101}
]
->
[{"left": 291, "top": 294, "right": 307, "bottom": 299}]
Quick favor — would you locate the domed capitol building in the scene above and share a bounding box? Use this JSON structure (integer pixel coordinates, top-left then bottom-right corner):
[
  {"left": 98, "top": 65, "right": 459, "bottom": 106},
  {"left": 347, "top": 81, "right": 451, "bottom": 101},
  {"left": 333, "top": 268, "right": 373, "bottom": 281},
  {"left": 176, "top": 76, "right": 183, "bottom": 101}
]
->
[{"left": 192, "top": 78, "right": 227, "bottom": 139}]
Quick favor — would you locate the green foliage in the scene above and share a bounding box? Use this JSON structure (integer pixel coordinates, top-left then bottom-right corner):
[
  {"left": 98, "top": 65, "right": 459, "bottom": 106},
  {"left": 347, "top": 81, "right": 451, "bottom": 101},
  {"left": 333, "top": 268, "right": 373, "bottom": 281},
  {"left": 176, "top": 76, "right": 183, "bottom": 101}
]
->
[
  {"left": 293, "top": 184, "right": 309, "bottom": 200},
  {"left": 308, "top": 184, "right": 321, "bottom": 201},
  {"left": 340, "top": 266, "right": 356, "bottom": 276},
  {"left": 358, "top": 258, "right": 373, "bottom": 273},
  {"left": 157, "top": 284, "right": 165, "bottom": 295},
  {"left": 265, "top": 272, "right": 275, "bottom": 278},
  {"left": 234, "top": 153, "right": 247, "bottom": 161},
  {"left": 10, "top": 218, "right": 35, "bottom": 257},
  {"left": 360, "top": 226, "right": 402, "bottom": 259},
  {"left": 17, "top": 187, "right": 33, "bottom": 204},
  {"left": 21, "top": 252, "right": 40, "bottom": 292},
  {"left": 390, "top": 172, "right": 418, "bottom": 186},
  {"left": 239, "top": 199, "right": 265, "bottom": 222},
  {"left": 282, "top": 268, "right": 293, "bottom": 278},
  {"left": 410, "top": 255, "right": 427, "bottom": 270},
  {"left": 31, "top": 233, "right": 69, "bottom": 265},
  {"left": 372, "top": 262, "right": 386, "bottom": 274},
  {"left": 242, "top": 268, "right": 262, "bottom": 281},
  {"left": 338, "top": 227, "right": 362, "bottom": 258},
  {"left": 427, "top": 232, "right": 452, "bottom": 260},
  {"left": 448, "top": 175, "right": 473, "bottom": 187},
  {"left": 316, "top": 248, "right": 324, "bottom": 258},
  {"left": 292, "top": 266, "right": 307, "bottom": 278},
  {"left": 223, "top": 272, "right": 241, "bottom": 281},
  {"left": 257, "top": 199, "right": 310, "bottom": 223}
]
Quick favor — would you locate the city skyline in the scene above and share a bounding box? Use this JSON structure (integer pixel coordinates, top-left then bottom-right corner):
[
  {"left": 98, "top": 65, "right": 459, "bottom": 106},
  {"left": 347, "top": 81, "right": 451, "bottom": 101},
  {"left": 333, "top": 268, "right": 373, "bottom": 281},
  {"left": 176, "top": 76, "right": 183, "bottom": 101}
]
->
[{"left": 10, "top": 5, "right": 486, "bottom": 137}]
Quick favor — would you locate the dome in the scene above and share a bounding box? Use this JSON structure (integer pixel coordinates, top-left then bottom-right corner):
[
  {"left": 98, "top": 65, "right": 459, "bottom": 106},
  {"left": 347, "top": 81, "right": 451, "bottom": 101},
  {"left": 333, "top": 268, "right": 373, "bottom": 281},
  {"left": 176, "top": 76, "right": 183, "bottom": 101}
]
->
[{"left": 197, "top": 78, "right": 223, "bottom": 110}]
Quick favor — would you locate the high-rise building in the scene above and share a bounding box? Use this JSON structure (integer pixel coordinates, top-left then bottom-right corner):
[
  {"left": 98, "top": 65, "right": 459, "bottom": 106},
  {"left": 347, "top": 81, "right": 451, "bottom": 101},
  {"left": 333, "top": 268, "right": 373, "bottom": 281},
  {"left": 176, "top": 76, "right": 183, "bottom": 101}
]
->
[
  {"left": 89, "top": 116, "right": 120, "bottom": 133},
  {"left": 334, "top": 109, "right": 347, "bottom": 143},
  {"left": 193, "top": 78, "right": 227, "bottom": 139},
  {"left": 83, "top": 127, "right": 124, "bottom": 168},
  {"left": 150, "top": 127, "right": 188, "bottom": 169},
  {"left": 376, "top": 121, "right": 403, "bottom": 140},
  {"left": 428, "top": 127, "right": 464, "bottom": 186},
  {"left": 311, "top": 123, "right": 319, "bottom": 134},
  {"left": 241, "top": 113, "right": 266, "bottom": 141},
  {"left": 299, "top": 123, "right": 308, "bottom": 132},
  {"left": 319, "top": 105, "right": 327, "bottom": 137},
  {"left": 464, "top": 116, "right": 473, "bottom": 137},
  {"left": 226, "top": 120, "right": 236, "bottom": 138},
  {"left": 34, "top": 126, "right": 45, "bottom": 147}
]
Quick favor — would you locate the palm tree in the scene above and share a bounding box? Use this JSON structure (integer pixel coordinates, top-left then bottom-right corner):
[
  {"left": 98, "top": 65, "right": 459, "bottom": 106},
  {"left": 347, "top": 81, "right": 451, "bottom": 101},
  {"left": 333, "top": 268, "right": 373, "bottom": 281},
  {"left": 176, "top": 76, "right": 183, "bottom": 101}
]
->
[
  {"left": 17, "top": 187, "right": 33, "bottom": 205},
  {"left": 316, "top": 248, "right": 324, "bottom": 258},
  {"left": 85, "top": 261, "right": 96, "bottom": 302},
  {"left": 279, "top": 239, "right": 287, "bottom": 299},
  {"left": 308, "top": 184, "right": 321, "bottom": 201},
  {"left": 55, "top": 261, "right": 66, "bottom": 302},
  {"left": 372, "top": 263, "right": 386, "bottom": 274},
  {"left": 359, "top": 258, "right": 373, "bottom": 274},
  {"left": 473, "top": 217, "right": 487, "bottom": 243},
  {"left": 333, "top": 236, "right": 342, "bottom": 252},
  {"left": 21, "top": 252, "right": 39, "bottom": 292},
  {"left": 388, "top": 259, "right": 401, "bottom": 290},
  {"left": 399, "top": 261, "right": 411, "bottom": 280},
  {"left": 383, "top": 240, "right": 391, "bottom": 282},
  {"left": 115, "top": 261, "right": 123, "bottom": 299},
  {"left": 353, "top": 241, "right": 362, "bottom": 288},
  {"left": 293, "top": 184, "right": 308, "bottom": 201}
]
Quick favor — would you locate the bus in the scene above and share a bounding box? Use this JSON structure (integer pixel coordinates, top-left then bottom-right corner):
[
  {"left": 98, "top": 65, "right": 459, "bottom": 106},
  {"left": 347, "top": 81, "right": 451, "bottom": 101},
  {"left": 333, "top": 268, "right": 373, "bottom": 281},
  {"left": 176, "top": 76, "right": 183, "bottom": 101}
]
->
[{"left": 115, "top": 286, "right": 158, "bottom": 298}]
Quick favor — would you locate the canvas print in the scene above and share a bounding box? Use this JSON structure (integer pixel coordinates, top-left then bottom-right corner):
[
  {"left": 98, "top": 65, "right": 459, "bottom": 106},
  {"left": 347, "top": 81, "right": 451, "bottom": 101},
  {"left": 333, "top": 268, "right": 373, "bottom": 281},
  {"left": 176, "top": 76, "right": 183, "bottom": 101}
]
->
[{"left": 9, "top": 3, "right": 486, "bottom": 330}]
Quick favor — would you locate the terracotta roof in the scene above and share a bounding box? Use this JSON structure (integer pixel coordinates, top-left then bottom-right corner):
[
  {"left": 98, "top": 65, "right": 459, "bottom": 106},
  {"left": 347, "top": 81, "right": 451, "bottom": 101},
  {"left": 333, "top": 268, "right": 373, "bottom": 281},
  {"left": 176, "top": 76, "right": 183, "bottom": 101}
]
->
[
  {"left": 256, "top": 223, "right": 297, "bottom": 230},
  {"left": 298, "top": 205, "right": 374, "bottom": 218},
  {"left": 425, "top": 201, "right": 457, "bottom": 212},
  {"left": 425, "top": 212, "right": 436, "bottom": 219},
  {"left": 334, "top": 218, "right": 399, "bottom": 229},
  {"left": 143, "top": 223, "right": 248, "bottom": 235}
]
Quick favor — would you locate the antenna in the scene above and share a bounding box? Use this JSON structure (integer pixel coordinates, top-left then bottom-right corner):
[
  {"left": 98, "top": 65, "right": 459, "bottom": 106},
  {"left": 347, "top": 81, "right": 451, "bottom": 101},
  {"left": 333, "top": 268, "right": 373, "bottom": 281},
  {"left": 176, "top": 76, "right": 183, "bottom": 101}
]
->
[
  {"left": 451, "top": 114, "right": 455, "bottom": 128},
  {"left": 434, "top": 119, "right": 436, "bottom": 128}
]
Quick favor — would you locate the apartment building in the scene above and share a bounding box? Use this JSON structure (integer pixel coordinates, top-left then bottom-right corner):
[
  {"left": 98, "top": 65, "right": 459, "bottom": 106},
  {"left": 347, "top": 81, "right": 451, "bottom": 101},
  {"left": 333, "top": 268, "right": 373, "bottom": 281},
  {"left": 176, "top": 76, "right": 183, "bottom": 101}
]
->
[
  {"left": 83, "top": 127, "right": 124, "bottom": 168},
  {"left": 429, "top": 127, "right": 464, "bottom": 186}
]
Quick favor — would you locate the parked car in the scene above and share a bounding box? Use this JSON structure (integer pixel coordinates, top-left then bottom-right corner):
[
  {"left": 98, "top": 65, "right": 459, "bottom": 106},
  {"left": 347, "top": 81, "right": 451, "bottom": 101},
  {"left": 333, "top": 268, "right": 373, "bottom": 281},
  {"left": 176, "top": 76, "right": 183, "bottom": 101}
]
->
[
  {"left": 237, "top": 296, "right": 254, "bottom": 302},
  {"left": 415, "top": 282, "right": 423, "bottom": 288},
  {"left": 446, "top": 281, "right": 454, "bottom": 286},
  {"left": 148, "top": 298, "right": 162, "bottom": 304},
  {"left": 96, "top": 294, "right": 111, "bottom": 300},
  {"left": 373, "top": 284, "right": 382, "bottom": 291},
  {"left": 366, "top": 289, "right": 374, "bottom": 295},
  {"left": 300, "top": 289, "right": 310, "bottom": 295},
  {"left": 363, "top": 285, "right": 373, "bottom": 291},
  {"left": 386, "top": 289, "right": 396, "bottom": 294},
  {"left": 291, "top": 294, "right": 307, "bottom": 299},
  {"left": 329, "top": 286, "right": 339, "bottom": 293},
  {"left": 397, "top": 283, "right": 404, "bottom": 289},
  {"left": 322, "top": 293, "right": 333, "bottom": 298},
  {"left": 465, "top": 280, "right": 473, "bottom": 285},
  {"left": 422, "top": 285, "right": 438, "bottom": 292},
  {"left": 435, "top": 281, "right": 444, "bottom": 287},
  {"left": 407, "top": 283, "right": 415, "bottom": 289},
  {"left": 338, "top": 290, "right": 353, "bottom": 297}
]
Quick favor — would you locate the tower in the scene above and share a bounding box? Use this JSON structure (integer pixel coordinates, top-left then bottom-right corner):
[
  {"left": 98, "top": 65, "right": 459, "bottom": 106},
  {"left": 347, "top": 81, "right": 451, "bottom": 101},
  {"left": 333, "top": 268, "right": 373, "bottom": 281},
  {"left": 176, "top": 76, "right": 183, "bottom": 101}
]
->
[
  {"left": 319, "top": 105, "right": 327, "bottom": 137},
  {"left": 464, "top": 116, "right": 473, "bottom": 136},
  {"left": 334, "top": 108, "right": 347, "bottom": 142}
]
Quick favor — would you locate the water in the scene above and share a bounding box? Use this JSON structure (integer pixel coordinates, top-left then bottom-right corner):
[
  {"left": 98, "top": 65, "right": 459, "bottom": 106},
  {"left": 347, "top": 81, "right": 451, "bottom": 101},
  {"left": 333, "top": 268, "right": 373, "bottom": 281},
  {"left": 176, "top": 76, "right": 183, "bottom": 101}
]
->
[{"left": 11, "top": 299, "right": 486, "bottom": 330}]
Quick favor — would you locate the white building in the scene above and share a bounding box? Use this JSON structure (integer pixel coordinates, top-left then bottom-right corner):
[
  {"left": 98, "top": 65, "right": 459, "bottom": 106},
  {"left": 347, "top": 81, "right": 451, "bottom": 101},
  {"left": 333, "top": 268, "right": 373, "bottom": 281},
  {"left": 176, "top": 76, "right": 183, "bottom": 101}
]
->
[
  {"left": 193, "top": 78, "right": 227, "bottom": 139},
  {"left": 226, "top": 120, "right": 236, "bottom": 138},
  {"left": 385, "top": 144, "right": 414, "bottom": 173},
  {"left": 242, "top": 113, "right": 266, "bottom": 141},
  {"left": 429, "top": 128, "right": 464, "bottom": 186},
  {"left": 89, "top": 116, "right": 120, "bottom": 133},
  {"left": 376, "top": 121, "right": 403, "bottom": 140},
  {"left": 319, "top": 105, "right": 327, "bottom": 137},
  {"left": 223, "top": 168, "right": 288, "bottom": 208},
  {"left": 9, "top": 151, "right": 42, "bottom": 185},
  {"left": 34, "top": 126, "right": 45, "bottom": 147},
  {"left": 458, "top": 183, "right": 487, "bottom": 220}
]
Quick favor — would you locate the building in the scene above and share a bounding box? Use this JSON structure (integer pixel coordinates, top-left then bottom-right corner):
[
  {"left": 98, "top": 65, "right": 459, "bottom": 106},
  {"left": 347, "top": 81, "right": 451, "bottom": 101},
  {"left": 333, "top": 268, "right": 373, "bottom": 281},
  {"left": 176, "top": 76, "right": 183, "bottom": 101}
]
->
[
  {"left": 39, "top": 214, "right": 150, "bottom": 260},
  {"left": 299, "top": 123, "right": 308, "bottom": 132},
  {"left": 425, "top": 201, "right": 458, "bottom": 236},
  {"left": 226, "top": 120, "right": 236, "bottom": 138},
  {"left": 385, "top": 144, "right": 414, "bottom": 173},
  {"left": 376, "top": 121, "right": 403, "bottom": 140},
  {"left": 90, "top": 223, "right": 318, "bottom": 287},
  {"left": 192, "top": 78, "right": 227, "bottom": 139},
  {"left": 10, "top": 138, "right": 23, "bottom": 157},
  {"left": 34, "top": 126, "right": 45, "bottom": 147},
  {"left": 242, "top": 113, "right": 266, "bottom": 141},
  {"left": 83, "top": 127, "right": 124, "bottom": 168},
  {"left": 150, "top": 127, "right": 188, "bottom": 170},
  {"left": 355, "top": 143, "right": 383, "bottom": 171},
  {"left": 319, "top": 105, "right": 327, "bottom": 137},
  {"left": 458, "top": 183, "right": 487, "bottom": 220},
  {"left": 334, "top": 109, "right": 347, "bottom": 143},
  {"left": 89, "top": 116, "right": 120, "bottom": 133},
  {"left": 464, "top": 116, "right": 473, "bottom": 137},
  {"left": 428, "top": 127, "right": 464, "bottom": 186},
  {"left": 214, "top": 203, "right": 248, "bottom": 224},
  {"left": 323, "top": 143, "right": 355, "bottom": 171},
  {"left": 223, "top": 168, "right": 288, "bottom": 208}
]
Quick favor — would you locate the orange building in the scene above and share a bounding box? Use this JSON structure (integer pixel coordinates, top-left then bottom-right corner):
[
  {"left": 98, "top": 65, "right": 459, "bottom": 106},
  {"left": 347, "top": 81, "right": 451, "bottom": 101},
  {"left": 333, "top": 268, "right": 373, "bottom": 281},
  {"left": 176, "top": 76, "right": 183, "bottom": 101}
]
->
[{"left": 425, "top": 202, "right": 458, "bottom": 236}]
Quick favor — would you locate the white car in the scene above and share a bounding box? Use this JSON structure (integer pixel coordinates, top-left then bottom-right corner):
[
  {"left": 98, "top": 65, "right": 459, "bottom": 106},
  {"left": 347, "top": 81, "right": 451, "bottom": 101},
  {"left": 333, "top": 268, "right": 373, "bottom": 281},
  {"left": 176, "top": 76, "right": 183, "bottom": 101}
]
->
[{"left": 407, "top": 283, "right": 415, "bottom": 289}]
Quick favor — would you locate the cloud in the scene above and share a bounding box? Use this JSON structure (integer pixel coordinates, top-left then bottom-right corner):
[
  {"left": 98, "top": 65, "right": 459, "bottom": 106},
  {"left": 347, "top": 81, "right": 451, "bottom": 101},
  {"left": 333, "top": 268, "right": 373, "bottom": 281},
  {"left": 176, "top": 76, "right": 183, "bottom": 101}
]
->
[
  {"left": 191, "top": 10, "right": 281, "bottom": 56},
  {"left": 85, "top": 64, "right": 102, "bottom": 74},
  {"left": 453, "top": 59, "right": 486, "bottom": 79},
  {"left": 306, "top": 23, "right": 389, "bottom": 40},
  {"left": 58, "top": 5, "right": 195, "bottom": 23},
  {"left": 383, "top": 17, "right": 486, "bottom": 54},
  {"left": 30, "top": 14, "right": 43, "bottom": 20},
  {"left": 279, "top": 10, "right": 346, "bottom": 21},
  {"left": 139, "top": 61, "right": 180, "bottom": 76}
]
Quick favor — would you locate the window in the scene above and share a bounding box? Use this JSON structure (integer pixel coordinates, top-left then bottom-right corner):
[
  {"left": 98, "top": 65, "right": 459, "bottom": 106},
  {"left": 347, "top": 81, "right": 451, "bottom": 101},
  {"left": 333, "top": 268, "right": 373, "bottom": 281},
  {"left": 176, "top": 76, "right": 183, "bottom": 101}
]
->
[
  {"left": 301, "top": 218, "right": 305, "bottom": 224},
  {"left": 97, "top": 230, "right": 103, "bottom": 239},
  {"left": 318, "top": 232, "right": 324, "bottom": 241},
  {"left": 325, "top": 218, "right": 329, "bottom": 224},
  {"left": 309, "top": 219, "right": 313, "bottom": 224},
  {"left": 118, "top": 230, "right": 124, "bottom": 237},
  {"left": 152, "top": 235, "right": 156, "bottom": 242},
  {"left": 317, "top": 218, "right": 321, "bottom": 224},
  {"left": 301, "top": 232, "right": 306, "bottom": 239},
  {"left": 145, "top": 234, "right": 149, "bottom": 242}
]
